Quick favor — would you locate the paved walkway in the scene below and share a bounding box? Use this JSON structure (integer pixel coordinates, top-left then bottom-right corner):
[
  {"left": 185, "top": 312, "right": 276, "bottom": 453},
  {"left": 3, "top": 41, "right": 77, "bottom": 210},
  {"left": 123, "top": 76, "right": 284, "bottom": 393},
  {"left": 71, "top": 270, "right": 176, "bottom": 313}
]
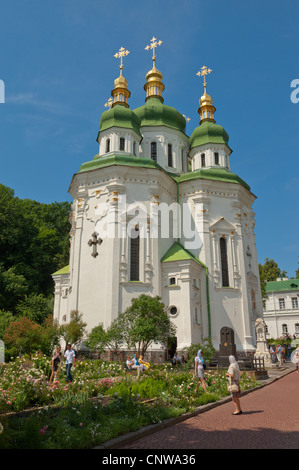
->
[{"left": 122, "top": 366, "right": 299, "bottom": 449}]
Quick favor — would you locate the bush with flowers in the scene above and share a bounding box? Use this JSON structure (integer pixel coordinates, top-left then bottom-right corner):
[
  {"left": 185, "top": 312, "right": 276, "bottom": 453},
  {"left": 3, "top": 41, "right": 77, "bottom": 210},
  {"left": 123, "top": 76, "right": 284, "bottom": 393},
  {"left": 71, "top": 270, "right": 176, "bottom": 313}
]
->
[{"left": 0, "top": 354, "right": 259, "bottom": 448}]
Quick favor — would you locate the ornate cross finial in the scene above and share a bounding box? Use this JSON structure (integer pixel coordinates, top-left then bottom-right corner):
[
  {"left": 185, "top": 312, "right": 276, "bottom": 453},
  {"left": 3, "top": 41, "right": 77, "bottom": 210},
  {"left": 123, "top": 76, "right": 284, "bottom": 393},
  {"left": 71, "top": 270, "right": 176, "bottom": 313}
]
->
[
  {"left": 145, "top": 36, "right": 162, "bottom": 64},
  {"left": 104, "top": 98, "right": 113, "bottom": 110},
  {"left": 88, "top": 232, "right": 103, "bottom": 258},
  {"left": 183, "top": 114, "right": 191, "bottom": 122},
  {"left": 196, "top": 65, "right": 212, "bottom": 87},
  {"left": 114, "top": 47, "right": 130, "bottom": 76}
]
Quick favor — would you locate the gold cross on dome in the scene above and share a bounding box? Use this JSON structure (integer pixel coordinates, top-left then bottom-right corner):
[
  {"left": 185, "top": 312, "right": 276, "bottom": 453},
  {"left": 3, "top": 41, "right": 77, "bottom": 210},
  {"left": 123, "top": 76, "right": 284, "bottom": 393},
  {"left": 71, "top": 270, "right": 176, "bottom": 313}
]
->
[
  {"left": 104, "top": 98, "right": 113, "bottom": 110},
  {"left": 183, "top": 115, "right": 191, "bottom": 122},
  {"left": 196, "top": 65, "right": 212, "bottom": 86},
  {"left": 145, "top": 36, "right": 162, "bottom": 63},
  {"left": 114, "top": 47, "right": 130, "bottom": 75}
]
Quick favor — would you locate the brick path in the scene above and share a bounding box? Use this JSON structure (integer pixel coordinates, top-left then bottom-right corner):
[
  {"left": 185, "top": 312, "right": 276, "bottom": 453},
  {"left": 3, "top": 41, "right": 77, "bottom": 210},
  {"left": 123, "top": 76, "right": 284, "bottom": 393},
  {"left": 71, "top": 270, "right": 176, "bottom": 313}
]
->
[{"left": 122, "top": 370, "right": 299, "bottom": 449}]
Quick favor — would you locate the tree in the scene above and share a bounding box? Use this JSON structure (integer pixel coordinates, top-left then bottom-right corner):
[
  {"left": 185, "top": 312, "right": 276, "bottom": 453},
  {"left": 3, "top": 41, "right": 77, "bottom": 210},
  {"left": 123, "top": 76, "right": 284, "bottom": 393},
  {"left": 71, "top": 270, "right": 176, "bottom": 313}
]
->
[
  {"left": 105, "top": 321, "right": 125, "bottom": 360},
  {"left": 259, "top": 258, "right": 287, "bottom": 301},
  {"left": 0, "top": 310, "right": 14, "bottom": 340},
  {"left": 59, "top": 310, "right": 87, "bottom": 347},
  {"left": 15, "top": 293, "right": 53, "bottom": 325},
  {"left": 4, "top": 317, "right": 43, "bottom": 359},
  {"left": 85, "top": 323, "right": 107, "bottom": 357},
  {"left": 0, "top": 184, "right": 71, "bottom": 310},
  {"left": 117, "top": 295, "right": 176, "bottom": 356},
  {"left": 40, "top": 315, "right": 61, "bottom": 356},
  {"left": 0, "top": 265, "right": 28, "bottom": 311}
]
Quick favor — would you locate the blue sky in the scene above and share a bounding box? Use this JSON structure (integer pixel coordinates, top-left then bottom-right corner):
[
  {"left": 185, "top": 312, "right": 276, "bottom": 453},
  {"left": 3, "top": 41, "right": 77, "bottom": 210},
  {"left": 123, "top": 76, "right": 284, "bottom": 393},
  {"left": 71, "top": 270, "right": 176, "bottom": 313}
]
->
[{"left": 0, "top": 0, "right": 298, "bottom": 276}]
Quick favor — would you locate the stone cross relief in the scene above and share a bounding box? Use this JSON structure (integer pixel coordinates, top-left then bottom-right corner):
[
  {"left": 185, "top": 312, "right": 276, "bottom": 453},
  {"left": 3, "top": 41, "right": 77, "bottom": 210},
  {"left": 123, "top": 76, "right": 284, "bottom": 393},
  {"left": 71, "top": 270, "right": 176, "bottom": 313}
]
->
[{"left": 88, "top": 232, "right": 103, "bottom": 258}]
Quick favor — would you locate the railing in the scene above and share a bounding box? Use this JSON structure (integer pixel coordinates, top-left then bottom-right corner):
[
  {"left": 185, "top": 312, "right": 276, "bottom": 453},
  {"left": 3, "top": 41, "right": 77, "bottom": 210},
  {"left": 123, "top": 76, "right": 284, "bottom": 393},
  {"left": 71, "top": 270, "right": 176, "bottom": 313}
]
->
[{"left": 252, "top": 357, "right": 265, "bottom": 371}]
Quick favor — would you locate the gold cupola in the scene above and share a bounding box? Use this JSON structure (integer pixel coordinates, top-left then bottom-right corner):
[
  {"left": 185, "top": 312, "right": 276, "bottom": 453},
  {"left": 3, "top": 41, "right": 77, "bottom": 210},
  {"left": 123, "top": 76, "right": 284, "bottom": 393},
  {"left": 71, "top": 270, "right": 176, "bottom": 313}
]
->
[
  {"left": 144, "top": 36, "right": 165, "bottom": 102},
  {"left": 111, "top": 47, "right": 131, "bottom": 108},
  {"left": 196, "top": 66, "right": 216, "bottom": 124}
]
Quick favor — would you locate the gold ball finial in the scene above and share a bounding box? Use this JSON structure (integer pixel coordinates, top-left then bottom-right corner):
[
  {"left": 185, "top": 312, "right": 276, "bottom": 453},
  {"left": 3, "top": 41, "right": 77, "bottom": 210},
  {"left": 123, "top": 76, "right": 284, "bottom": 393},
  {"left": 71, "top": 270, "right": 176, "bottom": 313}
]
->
[
  {"left": 144, "top": 36, "right": 165, "bottom": 102},
  {"left": 196, "top": 65, "right": 216, "bottom": 124},
  {"left": 111, "top": 46, "right": 131, "bottom": 108}
]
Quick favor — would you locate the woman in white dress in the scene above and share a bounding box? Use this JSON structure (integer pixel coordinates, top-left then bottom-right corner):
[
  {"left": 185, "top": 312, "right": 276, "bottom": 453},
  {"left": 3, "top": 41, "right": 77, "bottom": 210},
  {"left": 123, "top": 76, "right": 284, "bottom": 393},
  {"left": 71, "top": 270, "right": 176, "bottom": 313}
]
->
[{"left": 226, "top": 355, "right": 242, "bottom": 415}]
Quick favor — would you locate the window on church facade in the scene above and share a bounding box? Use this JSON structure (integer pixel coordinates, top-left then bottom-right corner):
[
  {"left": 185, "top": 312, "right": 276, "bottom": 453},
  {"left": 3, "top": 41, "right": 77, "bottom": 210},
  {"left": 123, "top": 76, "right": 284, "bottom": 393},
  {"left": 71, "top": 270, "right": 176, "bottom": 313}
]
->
[
  {"left": 169, "top": 306, "right": 177, "bottom": 315},
  {"left": 279, "top": 298, "right": 285, "bottom": 310},
  {"left": 106, "top": 138, "right": 110, "bottom": 153},
  {"left": 168, "top": 144, "right": 173, "bottom": 167},
  {"left": 133, "top": 141, "right": 136, "bottom": 156},
  {"left": 282, "top": 323, "right": 288, "bottom": 334},
  {"left": 220, "top": 237, "right": 229, "bottom": 287},
  {"left": 119, "top": 137, "right": 125, "bottom": 151},
  {"left": 296, "top": 323, "right": 299, "bottom": 333},
  {"left": 201, "top": 153, "right": 205, "bottom": 167},
  {"left": 169, "top": 277, "right": 176, "bottom": 285},
  {"left": 214, "top": 152, "right": 219, "bottom": 165},
  {"left": 151, "top": 142, "right": 157, "bottom": 162},
  {"left": 292, "top": 297, "right": 298, "bottom": 309},
  {"left": 130, "top": 226, "right": 140, "bottom": 281}
]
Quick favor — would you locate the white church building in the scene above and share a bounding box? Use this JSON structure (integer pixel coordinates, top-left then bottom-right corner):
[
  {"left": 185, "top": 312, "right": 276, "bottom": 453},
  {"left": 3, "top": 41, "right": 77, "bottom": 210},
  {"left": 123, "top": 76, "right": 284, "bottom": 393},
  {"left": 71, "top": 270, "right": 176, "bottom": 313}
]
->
[{"left": 52, "top": 41, "right": 263, "bottom": 359}]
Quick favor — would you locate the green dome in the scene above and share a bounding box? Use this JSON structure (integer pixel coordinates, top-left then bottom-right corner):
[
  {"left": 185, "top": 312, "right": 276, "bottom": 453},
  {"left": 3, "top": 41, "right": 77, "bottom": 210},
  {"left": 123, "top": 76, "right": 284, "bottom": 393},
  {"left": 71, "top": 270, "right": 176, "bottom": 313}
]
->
[
  {"left": 190, "top": 120, "right": 229, "bottom": 149},
  {"left": 99, "top": 104, "right": 142, "bottom": 138},
  {"left": 134, "top": 97, "right": 186, "bottom": 134}
]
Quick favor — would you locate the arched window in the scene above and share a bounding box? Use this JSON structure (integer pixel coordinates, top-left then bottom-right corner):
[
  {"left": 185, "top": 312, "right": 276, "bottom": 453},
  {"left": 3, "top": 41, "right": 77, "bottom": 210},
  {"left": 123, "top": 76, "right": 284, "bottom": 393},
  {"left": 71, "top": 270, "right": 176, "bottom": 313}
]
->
[
  {"left": 251, "top": 289, "right": 257, "bottom": 311},
  {"left": 168, "top": 144, "right": 173, "bottom": 167},
  {"left": 181, "top": 149, "right": 185, "bottom": 172},
  {"left": 214, "top": 152, "right": 219, "bottom": 165},
  {"left": 201, "top": 153, "right": 206, "bottom": 167},
  {"left": 119, "top": 137, "right": 125, "bottom": 151},
  {"left": 106, "top": 138, "right": 110, "bottom": 153},
  {"left": 220, "top": 237, "right": 229, "bottom": 287},
  {"left": 151, "top": 142, "right": 157, "bottom": 162},
  {"left": 133, "top": 141, "right": 136, "bottom": 156},
  {"left": 130, "top": 226, "right": 140, "bottom": 281}
]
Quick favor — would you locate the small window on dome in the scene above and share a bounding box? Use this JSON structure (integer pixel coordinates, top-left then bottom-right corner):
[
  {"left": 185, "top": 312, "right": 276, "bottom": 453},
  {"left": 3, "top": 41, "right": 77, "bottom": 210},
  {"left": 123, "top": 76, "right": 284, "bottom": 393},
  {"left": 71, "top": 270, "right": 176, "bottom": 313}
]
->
[
  {"left": 151, "top": 142, "right": 157, "bottom": 162},
  {"left": 168, "top": 144, "right": 173, "bottom": 167},
  {"left": 106, "top": 138, "right": 110, "bottom": 153},
  {"left": 133, "top": 141, "right": 136, "bottom": 156},
  {"left": 214, "top": 152, "right": 219, "bottom": 165},
  {"left": 201, "top": 153, "right": 205, "bottom": 167},
  {"left": 119, "top": 137, "right": 125, "bottom": 151}
]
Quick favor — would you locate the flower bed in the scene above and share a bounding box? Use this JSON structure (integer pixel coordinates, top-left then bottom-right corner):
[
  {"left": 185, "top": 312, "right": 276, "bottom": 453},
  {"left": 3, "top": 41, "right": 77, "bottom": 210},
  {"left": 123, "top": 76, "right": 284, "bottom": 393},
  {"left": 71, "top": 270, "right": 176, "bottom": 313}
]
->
[{"left": 0, "top": 356, "right": 258, "bottom": 449}]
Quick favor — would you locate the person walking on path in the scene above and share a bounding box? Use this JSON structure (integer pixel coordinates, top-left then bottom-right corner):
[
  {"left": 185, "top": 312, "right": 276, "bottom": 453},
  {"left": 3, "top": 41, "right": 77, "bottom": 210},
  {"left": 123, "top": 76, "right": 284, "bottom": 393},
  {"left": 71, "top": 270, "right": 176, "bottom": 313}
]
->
[
  {"left": 276, "top": 344, "right": 284, "bottom": 366},
  {"left": 292, "top": 345, "right": 299, "bottom": 373},
  {"left": 194, "top": 349, "right": 208, "bottom": 393},
  {"left": 226, "top": 355, "right": 242, "bottom": 415},
  {"left": 64, "top": 344, "right": 75, "bottom": 383},
  {"left": 49, "top": 346, "right": 62, "bottom": 383}
]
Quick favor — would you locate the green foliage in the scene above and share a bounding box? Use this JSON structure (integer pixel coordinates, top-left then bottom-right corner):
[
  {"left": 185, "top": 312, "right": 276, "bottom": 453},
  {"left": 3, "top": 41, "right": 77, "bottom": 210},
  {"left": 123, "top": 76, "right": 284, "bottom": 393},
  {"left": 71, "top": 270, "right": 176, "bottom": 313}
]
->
[
  {"left": 185, "top": 337, "right": 216, "bottom": 368},
  {"left": 0, "top": 184, "right": 71, "bottom": 312},
  {"left": 59, "top": 310, "right": 87, "bottom": 347},
  {"left": 15, "top": 294, "right": 53, "bottom": 325},
  {"left": 0, "top": 265, "right": 28, "bottom": 311},
  {"left": 116, "top": 294, "right": 176, "bottom": 356},
  {"left": 85, "top": 323, "right": 107, "bottom": 356},
  {"left": 259, "top": 258, "right": 288, "bottom": 300},
  {"left": 0, "top": 310, "right": 14, "bottom": 340},
  {"left": 4, "top": 317, "right": 44, "bottom": 359}
]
